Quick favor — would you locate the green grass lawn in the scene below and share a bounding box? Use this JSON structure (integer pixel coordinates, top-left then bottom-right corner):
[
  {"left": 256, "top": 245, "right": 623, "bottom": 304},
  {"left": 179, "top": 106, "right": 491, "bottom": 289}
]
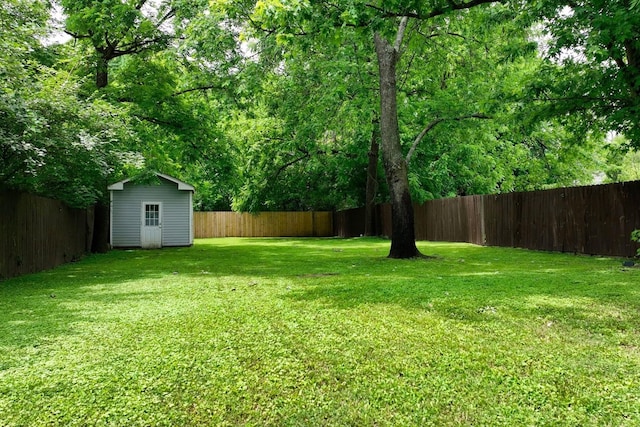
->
[{"left": 1, "top": 238, "right": 639, "bottom": 426}]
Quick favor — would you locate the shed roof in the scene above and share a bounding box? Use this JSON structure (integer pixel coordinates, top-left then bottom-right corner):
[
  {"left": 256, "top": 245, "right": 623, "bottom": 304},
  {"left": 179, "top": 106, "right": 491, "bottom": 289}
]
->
[{"left": 108, "top": 172, "right": 195, "bottom": 191}]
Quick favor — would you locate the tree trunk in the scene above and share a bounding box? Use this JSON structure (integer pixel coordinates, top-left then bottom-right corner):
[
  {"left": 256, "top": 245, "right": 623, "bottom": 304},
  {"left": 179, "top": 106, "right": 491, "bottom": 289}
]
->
[
  {"left": 96, "top": 55, "right": 109, "bottom": 88},
  {"left": 364, "top": 118, "right": 380, "bottom": 236},
  {"left": 374, "top": 32, "right": 421, "bottom": 258},
  {"left": 91, "top": 202, "right": 110, "bottom": 253}
]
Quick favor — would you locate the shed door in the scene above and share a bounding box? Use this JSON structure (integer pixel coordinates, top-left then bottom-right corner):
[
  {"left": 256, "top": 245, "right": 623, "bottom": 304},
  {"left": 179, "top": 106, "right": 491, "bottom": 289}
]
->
[{"left": 141, "top": 202, "right": 162, "bottom": 248}]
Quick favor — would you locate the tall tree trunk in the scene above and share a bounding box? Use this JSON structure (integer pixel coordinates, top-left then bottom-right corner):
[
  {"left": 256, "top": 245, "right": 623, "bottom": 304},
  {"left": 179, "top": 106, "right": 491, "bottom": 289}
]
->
[
  {"left": 374, "top": 29, "right": 421, "bottom": 258},
  {"left": 364, "top": 118, "right": 380, "bottom": 236}
]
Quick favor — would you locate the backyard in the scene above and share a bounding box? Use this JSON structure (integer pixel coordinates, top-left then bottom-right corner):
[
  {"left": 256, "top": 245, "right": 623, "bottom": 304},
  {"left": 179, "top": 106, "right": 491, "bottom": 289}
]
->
[{"left": 1, "top": 237, "right": 639, "bottom": 426}]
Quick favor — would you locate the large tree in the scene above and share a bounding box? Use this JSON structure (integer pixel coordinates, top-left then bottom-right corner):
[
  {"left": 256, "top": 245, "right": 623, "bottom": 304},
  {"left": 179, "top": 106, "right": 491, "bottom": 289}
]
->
[
  {"left": 242, "top": 0, "right": 528, "bottom": 257},
  {"left": 62, "top": 0, "right": 175, "bottom": 88},
  {"left": 58, "top": 0, "right": 247, "bottom": 209},
  {"left": 230, "top": 0, "right": 596, "bottom": 205},
  {"left": 373, "top": 17, "right": 420, "bottom": 257}
]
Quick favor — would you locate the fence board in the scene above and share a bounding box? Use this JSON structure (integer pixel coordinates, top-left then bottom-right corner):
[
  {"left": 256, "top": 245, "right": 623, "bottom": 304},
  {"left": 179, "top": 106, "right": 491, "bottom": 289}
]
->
[{"left": 194, "top": 211, "right": 333, "bottom": 238}]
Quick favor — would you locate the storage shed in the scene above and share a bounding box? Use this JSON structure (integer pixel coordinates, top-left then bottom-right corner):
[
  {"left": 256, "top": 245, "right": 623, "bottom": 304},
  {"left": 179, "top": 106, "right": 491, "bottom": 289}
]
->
[{"left": 108, "top": 173, "right": 194, "bottom": 248}]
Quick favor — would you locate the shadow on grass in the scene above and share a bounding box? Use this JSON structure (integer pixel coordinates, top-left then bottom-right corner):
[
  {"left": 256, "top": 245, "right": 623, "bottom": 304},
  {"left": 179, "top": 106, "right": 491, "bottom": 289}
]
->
[
  {"left": 283, "top": 273, "right": 640, "bottom": 334},
  {"left": 278, "top": 242, "right": 640, "bottom": 331},
  {"left": 0, "top": 238, "right": 371, "bottom": 348},
  {"left": 1, "top": 237, "right": 638, "bottom": 349}
]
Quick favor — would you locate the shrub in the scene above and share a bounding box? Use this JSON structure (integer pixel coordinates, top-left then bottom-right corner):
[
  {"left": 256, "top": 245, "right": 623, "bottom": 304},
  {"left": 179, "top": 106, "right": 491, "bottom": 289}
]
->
[{"left": 632, "top": 229, "right": 640, "bottom": 257}]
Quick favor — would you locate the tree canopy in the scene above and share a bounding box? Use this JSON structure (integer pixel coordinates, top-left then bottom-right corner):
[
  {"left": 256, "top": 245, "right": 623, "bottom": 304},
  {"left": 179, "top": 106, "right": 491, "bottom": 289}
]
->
[
  {"left": 1, "top": 0, "right": 140, "bottom": 207},
  {"left": 530, "top": 0, "right": 640, "bottom": 146}
]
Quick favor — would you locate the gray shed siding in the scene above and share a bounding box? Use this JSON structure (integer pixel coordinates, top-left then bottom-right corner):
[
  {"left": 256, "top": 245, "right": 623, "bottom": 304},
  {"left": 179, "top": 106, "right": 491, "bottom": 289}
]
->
[{"left": 110, "top": 177, "right": 192, "bottom": 247}]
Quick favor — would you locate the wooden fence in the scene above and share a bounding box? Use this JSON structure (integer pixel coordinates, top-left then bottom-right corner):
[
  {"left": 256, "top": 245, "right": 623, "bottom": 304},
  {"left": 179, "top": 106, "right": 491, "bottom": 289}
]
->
[
  {"left": 481, "top": 181, "right": 640, "bottom": 256},
  {"left": 0, "top": 191, "right": 94, "bottom": 280},
  {"left": 335, "top": 180, "right": 640, "bottom": 257},
  {"left": 4, "top": 181, "right": 637, "bottom": 280},
  {"left": 194, "top": 211, "right": 334, "bottom": 238}
]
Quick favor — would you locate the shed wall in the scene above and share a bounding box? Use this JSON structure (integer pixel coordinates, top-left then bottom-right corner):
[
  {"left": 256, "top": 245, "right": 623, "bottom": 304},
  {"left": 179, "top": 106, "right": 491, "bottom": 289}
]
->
[{"left": 111, "top": 178, "right": 192, "bottom": 247}]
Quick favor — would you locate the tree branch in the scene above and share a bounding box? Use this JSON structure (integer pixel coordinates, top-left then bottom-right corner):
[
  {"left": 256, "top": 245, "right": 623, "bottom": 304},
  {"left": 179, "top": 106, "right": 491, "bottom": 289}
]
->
[
  {"left": 134, "top": 0, "right": 148, "bottom": 11},
  {"left": 157, "top": 8, "right": 176, "bottom": 27},
  {"left": 64, "top": 30, "right": 91, "bottom": 40},
  {"left": 172, "top": 84, "right": 226, "bottom": 96},
  {"left": 531, "top": 95, "right": 628, "bottom": 105},
  {"left": 406, "top": 113, "right": 490, "bottom": 165},
  {"left": 116, "top": 35, "right": 170, "bottom": 55},
  {"left": 273, "top": 150, "right": 312, "bottom": 180},
  {"left": 394, "top": 16, "right": 410, "bottom": 53},
  {"left": 134, "top": 115, "right": 184, "bottom": 129},
  {"left": 366, "top": 0, "right": 500, "bottom": 20},
  {"left": 272, "top": 146, "right": 358, "bottom": 181}
]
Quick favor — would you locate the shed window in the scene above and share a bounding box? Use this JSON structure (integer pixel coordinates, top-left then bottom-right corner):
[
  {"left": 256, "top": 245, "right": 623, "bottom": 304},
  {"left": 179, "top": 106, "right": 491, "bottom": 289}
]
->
[{"left": 145, "top": 204, "right": 160, "bottom": 226}]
